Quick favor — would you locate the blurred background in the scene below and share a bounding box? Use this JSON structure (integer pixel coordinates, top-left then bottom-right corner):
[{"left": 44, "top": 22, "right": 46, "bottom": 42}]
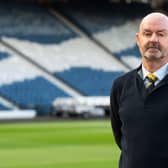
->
[{"left": 0, "top": 0, "right": 167, "bottom": 167}]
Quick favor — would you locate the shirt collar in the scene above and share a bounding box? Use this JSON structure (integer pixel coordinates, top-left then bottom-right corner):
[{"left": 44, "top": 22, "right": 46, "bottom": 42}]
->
[{"left": 142, "top": 63, "right": 168, "bottom": 81}]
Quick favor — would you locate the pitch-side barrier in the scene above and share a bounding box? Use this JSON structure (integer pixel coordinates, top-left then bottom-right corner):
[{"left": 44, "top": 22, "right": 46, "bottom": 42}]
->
[
  {"left": 0, "top": 110, "right": 36, "bottom": 120},
  {"left": 52, "top": 96, "right": 110, "bottom": 118}
]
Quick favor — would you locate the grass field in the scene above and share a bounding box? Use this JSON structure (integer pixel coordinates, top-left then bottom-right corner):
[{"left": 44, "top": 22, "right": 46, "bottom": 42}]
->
[{"left": 0, "top": 120, "right": 120, "bottom": 168}]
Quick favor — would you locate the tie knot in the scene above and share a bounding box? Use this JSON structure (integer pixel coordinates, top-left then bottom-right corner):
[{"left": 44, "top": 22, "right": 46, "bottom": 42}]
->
[
  {"left": 146, "top": 73, "right": 158, "bottom": 82},
  {"left": 145, "top": 73, "right": 158, "bottom": 91}
]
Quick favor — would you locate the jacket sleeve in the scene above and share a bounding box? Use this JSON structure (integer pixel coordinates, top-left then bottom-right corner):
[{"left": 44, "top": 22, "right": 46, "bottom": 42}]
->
[{"left": 110, "top": 78, "right": 122, "bottom": 149}]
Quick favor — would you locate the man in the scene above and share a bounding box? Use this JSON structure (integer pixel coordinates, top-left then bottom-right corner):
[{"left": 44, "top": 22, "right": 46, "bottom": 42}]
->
[{"left": 110, "top": 12, "right": 168, "bottom": 168}]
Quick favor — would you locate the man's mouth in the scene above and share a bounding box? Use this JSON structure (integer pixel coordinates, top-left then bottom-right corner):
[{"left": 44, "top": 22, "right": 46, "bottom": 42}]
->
[
  {"left": 147, "top": 47, "right": 159, "bottom": 50},
  {"left": 146, "top": 43, "right": 160, "bottom": 51},
  {"left": 146, "top": 46, "right": 160, "bottom": 52}
]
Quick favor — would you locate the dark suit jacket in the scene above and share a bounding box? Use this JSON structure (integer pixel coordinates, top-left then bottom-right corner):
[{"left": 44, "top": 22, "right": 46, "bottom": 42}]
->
[{"left": 110, "top": 66, "right": 168, "bottom": 168}]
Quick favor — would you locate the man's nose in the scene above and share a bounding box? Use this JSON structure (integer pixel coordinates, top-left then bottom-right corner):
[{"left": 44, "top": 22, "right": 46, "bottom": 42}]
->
[{"left": 150, "top": 33, "right": 159, "bottom": 42}]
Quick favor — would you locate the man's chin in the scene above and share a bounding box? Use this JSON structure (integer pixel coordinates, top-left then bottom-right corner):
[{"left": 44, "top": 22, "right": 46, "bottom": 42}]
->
[{"left": 144, "top": 54, "right": 164, "bottom": 61}]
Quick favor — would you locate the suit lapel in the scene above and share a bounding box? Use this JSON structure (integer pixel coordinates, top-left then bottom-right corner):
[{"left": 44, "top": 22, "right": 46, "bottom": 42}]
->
[{"left": 134, "top": 65, "right": 147, "bottom": 100}]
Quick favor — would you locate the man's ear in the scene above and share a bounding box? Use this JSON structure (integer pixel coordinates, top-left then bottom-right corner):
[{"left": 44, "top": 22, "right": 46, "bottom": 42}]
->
[{"left": 136, "top": 33, "right": 140, "bottom": 47}]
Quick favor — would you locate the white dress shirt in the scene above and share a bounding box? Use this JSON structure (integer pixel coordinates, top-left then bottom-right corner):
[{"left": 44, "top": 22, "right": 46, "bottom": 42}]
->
[{"left": 142, "top": 63, "right": 168, "bottom": 86}]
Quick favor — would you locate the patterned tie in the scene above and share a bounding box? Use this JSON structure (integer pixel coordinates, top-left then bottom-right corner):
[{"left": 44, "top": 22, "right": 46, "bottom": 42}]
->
[{"left": 145, "top": 73, "right": 158, "bottom": 92}]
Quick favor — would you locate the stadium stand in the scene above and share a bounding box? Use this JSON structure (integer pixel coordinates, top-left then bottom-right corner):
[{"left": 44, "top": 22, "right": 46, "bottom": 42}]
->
[
  {"left": 1, "top": 0, "right": 161, "bottom": 117},
  {"left": 1, "top": 0, "right": 128, "bottom": 99}
]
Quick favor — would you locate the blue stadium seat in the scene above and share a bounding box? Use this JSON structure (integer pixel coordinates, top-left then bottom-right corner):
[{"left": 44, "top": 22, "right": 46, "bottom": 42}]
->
[
  {"left": 0, "top": 51, "right": 10, "bottom": 61},
  {"left": 0, "top": 103, "right": 11, "bottom": 110},
  {"left": 113, "top": 44, "right": 141, "bottom": 58}
]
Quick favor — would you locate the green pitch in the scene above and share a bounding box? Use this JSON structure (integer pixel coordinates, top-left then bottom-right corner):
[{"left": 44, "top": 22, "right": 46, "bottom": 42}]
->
[{"left": 0, "top": 120, "right": 120, "bottom": 168}]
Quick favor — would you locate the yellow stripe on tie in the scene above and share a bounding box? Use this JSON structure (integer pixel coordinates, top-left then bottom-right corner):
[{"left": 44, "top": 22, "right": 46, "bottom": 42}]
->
[
  {"left": 146, "top": 81, "right": 153, "bottom": 87},
  {"left": 147, "top": 74, "right": 158, "bottom": 82}
]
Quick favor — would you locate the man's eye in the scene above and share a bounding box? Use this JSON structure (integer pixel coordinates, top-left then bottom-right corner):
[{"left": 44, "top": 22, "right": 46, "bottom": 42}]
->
[
  {"left": 144, "top": 33, "right": 151, "bottom": 36},
  {"left": 157, "top": 33, "right": 164, "bottom": 37}
]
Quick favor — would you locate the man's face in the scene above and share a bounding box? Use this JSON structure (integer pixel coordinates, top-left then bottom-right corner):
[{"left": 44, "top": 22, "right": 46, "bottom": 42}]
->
[{"left": 136, "top": 16, "right": 168, "bottom": 62}]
